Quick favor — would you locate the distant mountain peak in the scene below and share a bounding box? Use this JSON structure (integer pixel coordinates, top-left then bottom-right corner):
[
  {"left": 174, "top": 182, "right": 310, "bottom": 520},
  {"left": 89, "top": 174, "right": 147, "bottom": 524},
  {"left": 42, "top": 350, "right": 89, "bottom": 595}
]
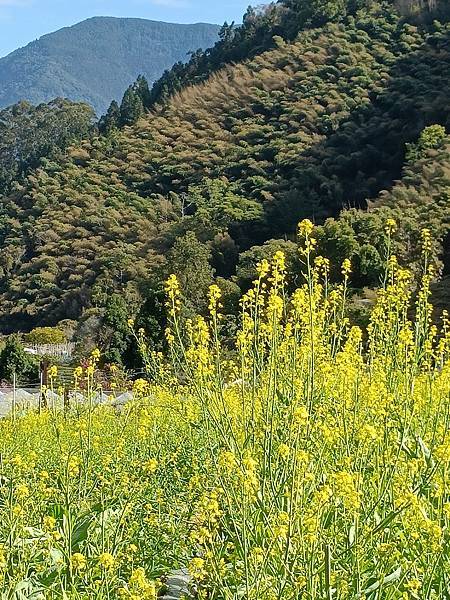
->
[{"left": 0, "top": 17, "right": 220, "bottom": 114}]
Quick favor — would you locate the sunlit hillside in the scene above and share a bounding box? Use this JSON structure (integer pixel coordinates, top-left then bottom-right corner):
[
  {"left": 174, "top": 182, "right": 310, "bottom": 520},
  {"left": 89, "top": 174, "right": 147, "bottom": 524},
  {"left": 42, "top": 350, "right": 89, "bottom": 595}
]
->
[{"left": 0, "top": 4, "right": 448, "bottom": 333}]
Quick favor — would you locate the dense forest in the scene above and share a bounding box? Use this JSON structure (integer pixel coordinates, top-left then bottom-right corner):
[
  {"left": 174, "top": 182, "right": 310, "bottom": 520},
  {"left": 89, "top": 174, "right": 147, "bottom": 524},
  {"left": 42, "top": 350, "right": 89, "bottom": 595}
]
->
[
  {"left": 0, "top": 0, "right": 448, "bottom": 365},
  {"left": 0, "top": 18, "right": 220, "bottom": 114},
  {"left": 0, "top": 99, "right": 95, "bottom": 195}
]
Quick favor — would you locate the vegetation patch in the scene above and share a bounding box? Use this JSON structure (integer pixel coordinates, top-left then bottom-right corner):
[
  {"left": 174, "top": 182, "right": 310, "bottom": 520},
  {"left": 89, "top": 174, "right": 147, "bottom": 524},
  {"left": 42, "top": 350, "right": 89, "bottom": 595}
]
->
[{"left": 0, "top": 227, "right": 449, "bottom": 598}]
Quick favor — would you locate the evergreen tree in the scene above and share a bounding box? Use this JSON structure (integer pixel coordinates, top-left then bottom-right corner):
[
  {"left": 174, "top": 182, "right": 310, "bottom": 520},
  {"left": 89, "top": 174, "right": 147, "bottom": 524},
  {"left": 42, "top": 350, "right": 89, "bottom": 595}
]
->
[
  {"left": 134, "top": 75, "right": 151, "bottom": 108},
  {"left": 99, "top": 100, "right": 120, "bottom": 133},
  {"left": 119, "top": 87, "right": 144, "bottom": 127}
]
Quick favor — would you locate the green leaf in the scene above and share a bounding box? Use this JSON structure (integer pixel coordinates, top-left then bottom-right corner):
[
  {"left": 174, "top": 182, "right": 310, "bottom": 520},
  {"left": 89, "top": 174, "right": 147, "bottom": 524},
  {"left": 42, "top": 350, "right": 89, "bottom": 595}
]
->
[
  {"left": 348, "top": 523, "right": 356, "bottom": 546},
  {"left": 8, "top": 579, "right": 46, "bottom": 600},
  {"left": 358, "top": 567, "right": 402, "bottom": 597},
  {"left": 418, "top": 436, "right": 435, "bottom": 468},
  {"left": 71, "top": 500, "right": 117, "bottom": 550}
]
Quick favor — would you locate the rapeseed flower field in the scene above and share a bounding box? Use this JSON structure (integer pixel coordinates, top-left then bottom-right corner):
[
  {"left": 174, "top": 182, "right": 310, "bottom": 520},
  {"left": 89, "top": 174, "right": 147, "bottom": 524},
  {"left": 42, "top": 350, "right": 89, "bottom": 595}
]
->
[{"left": 1, "top": 221, "right": 449, "bottom": 599}]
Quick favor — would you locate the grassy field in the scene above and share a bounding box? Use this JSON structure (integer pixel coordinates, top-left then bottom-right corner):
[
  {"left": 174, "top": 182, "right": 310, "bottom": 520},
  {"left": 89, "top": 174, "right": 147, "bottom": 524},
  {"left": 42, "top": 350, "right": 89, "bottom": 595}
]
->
[{"left": 0, "top": 221, "right": 449, "bottom": 599}]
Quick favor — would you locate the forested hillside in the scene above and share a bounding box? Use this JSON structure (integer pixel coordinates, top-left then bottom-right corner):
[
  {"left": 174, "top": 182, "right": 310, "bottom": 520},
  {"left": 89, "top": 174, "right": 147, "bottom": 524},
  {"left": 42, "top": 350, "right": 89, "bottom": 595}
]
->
[
  {"left": 143, "top": 0, "right": 450, "bottom": 110},
  {"left": 0, "top": 0, "right": 448, "bottom": 359},
  {"left": 0, "top": 18, "right": 220, "bottom": 114},
  {"left": 0, "top": 99, "right": 95, "bottom": 195}
]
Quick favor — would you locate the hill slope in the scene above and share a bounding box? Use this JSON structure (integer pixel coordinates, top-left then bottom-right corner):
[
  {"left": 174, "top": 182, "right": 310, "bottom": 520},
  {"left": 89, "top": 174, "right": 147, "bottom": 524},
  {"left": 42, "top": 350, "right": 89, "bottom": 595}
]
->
[
  {"left": 0, "top": 3, "right": 449, "bottom": 332},
  {"left": 0, "top": 17, "right": 220, "bottom": 114}
]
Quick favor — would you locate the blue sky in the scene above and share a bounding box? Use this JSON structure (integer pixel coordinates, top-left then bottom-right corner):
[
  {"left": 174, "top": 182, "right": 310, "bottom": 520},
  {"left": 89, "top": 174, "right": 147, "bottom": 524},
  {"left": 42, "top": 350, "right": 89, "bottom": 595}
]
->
[{"left": 0, "top": 0, "right": 253, "bottom": 57}]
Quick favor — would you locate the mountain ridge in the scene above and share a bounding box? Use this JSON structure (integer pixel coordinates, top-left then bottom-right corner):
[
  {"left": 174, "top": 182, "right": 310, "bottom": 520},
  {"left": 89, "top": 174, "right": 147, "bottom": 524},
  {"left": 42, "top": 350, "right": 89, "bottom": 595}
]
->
[{"left": 0, "top": 17, "right": 220, "bottom": 114}]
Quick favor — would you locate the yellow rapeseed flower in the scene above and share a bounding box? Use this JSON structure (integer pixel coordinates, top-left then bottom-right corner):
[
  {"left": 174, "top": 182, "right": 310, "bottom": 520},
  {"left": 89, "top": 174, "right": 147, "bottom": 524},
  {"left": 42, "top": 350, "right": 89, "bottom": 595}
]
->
[
  {"left": 385, "top": 218, "right": 397, "bottom": 234},
  {"left": 70, "top": 553, "right": 87, "bottom": 571},
  {"left": 341, "top": 258, "right": 352, "bottom": 277},
  {"left": 298, "top": 219, "right": 314, "bottom": 236},
  {"left": 48, "top": 365, "right": 58, "bottom": 379},
  {"left": 189, "top": 557, "right": 207, "bottom": 582},
  {"left": 98, "top": 552, "right": 115, "bottom": 570},
  {"left": 143, "top": 458, "right": 158, "bottom": 475}
]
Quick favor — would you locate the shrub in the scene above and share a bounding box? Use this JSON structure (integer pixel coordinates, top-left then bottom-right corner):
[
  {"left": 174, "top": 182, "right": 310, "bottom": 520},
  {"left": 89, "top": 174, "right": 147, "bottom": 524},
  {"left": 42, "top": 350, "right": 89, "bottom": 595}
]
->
[
  {"left": 0, "top": 335, "right": 39, "bottom": 383},
  {"left": 24, "top": 327, "right": 67, "bottom": 345}
]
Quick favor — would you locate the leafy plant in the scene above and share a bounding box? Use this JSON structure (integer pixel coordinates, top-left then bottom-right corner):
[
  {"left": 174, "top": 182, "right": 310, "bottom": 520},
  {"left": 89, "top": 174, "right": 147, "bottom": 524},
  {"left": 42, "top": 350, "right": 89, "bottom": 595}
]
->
[{"left": 0, "top": 335, "right": 38, "bottom": 383}]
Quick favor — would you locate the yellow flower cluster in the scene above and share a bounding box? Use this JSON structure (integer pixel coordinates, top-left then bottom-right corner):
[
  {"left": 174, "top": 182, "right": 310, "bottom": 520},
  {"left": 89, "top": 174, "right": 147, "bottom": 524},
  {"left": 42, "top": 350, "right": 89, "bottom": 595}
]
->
[
  {"left": 70, "top": 553, "right": 87, "bottom": 571},
  {"left": 98, "top": 552, "right": 115, "bottom": 570},
  {"left": 158, "top": 228, "right": 450, "bottom": 598},
  {"left": 208, "top": 284, "right": 223, "bottom": 317},
  {"left": 165, "top": 273, "right": 181, "bottom": 317},
  {"left": 119, "top": 567, "right": 159, "bottom": 599}
]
